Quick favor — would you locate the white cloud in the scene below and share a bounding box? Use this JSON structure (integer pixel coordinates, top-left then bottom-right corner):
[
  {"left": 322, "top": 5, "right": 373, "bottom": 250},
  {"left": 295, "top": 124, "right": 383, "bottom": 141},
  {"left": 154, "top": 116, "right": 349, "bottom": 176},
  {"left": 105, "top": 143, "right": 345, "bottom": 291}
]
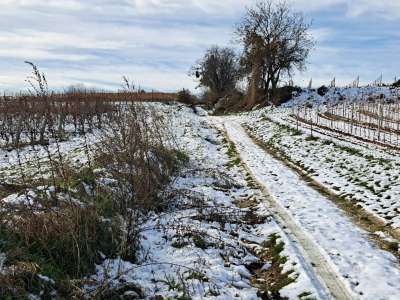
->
[
  {"left": 0, "top": 48, "right": 96, "bottom": 62},
  {"left": 0, "top": 30, "right": 123, "bottom": 51},
  {"left": 120, "top": 0, "right": 400, "bottom": 19},
  {"left": 294, "top": 0, "right": 400, "bottom": 19},
  {"left": 0, "top": 0, "right": 85, "bottom": 10},
  {"left": 345, "top": 0, "right": 400, "bottom": 19},
  {"left": 0, "top": 0, "right": 398, "bottom": 92},
  {"left": 310, "top": 28, "right": 334, "bottom": 42}
]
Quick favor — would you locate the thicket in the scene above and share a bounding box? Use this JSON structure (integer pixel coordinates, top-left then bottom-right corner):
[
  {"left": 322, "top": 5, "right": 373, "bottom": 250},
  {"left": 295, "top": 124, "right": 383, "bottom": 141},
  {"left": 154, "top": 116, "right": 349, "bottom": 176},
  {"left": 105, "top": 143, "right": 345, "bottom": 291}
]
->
[{"left": 0, "top": 66, "right": 187, "bottom": 298}]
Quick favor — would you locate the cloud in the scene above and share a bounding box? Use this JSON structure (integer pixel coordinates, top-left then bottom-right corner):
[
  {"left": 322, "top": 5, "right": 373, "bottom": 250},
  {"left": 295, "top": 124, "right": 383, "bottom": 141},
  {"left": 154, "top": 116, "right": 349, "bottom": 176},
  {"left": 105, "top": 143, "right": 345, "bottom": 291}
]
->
[
  {"left": 0, "top": 0, "right": 398, "bottom": 92},
  {"left": 0, "top": 0, "right": 85, "bottom": 10},
  {"left": 310, "top": 28, "right": 335, "bottom": 42},
  {"left": 0, "top": 48, "right": 96, "bottom": 62},
  {"left": 0, "top": 30, "right": 123, "bottom": 51},
  {"left": 344, "top": 0, "right": 400, "bottom": 19},
  {"left": 293, "top": 0, "right": 400, "bottom": 19}
]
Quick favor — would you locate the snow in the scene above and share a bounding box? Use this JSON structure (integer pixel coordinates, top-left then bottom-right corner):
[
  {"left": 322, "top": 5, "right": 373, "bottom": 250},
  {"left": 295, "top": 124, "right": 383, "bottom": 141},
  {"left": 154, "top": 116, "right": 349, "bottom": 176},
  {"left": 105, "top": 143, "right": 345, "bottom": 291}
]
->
[
  {"left": 1, "top": 100, "right": 399, "bottom": 299},
  {"left": 2, "top": 190, "right": 37, "bottom": 206},
  {"left": 0, "top": 133, "right": 97, "bottom": 185},
  {"left": 282, "top": 87, "right": 400, "bottom": 108},
  {"left": 241, "top": 89, "right": 400, "bottom": 231},
  {"left": 88, "top": 104, "right": 324, "bottom": 299},
  {"left": 0, "top": 253, "right": 5, "bottom": 272},
  {"left": 194, "top": 106, "right": 209, "bottom": 116},
  {"left": 222, "top": 118, "right": 400, "bottom": 299}
]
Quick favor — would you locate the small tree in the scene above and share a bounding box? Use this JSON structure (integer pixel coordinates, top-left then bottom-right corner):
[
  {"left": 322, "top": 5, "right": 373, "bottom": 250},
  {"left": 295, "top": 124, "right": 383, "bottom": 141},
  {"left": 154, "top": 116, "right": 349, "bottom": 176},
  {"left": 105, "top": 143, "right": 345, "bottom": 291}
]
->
[
  {"left": 191, "top": 46, "right": 240, "bottom": 104},
  {"left": 236, "top": 0, "right": 314, "bottom": 108}
]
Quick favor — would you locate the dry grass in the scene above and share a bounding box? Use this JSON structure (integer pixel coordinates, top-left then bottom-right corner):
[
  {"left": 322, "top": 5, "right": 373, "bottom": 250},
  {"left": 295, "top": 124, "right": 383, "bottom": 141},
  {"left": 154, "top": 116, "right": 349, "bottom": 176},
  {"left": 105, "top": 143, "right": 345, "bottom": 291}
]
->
[
  {"left": 0, "top": 74, "right": 186, "bottom": 298},
  {"left": 0, "top": 63, "right": 177, "bottom": 149}
]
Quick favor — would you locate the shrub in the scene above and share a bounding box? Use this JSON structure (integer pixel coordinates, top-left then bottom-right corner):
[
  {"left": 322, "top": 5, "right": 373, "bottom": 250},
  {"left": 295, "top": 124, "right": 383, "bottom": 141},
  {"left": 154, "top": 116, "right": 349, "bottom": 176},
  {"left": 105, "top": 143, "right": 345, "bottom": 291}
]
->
[
  {"left": 0, "top": 64, "right": 177, "bottom": 150},
  {"left": 213, "top": 89, "right": 245, "bottom": 113},
  {"left": 0, "top": 72, "right": 187, "bottom": 297},
  {"left": 177, "top": 89, "right": 196, "bottom": 105},
  {"left": 92, "top": 103, "right": 186, "bottom": 262},
  {"left": 0, "top": 262, "right": 56, "bottom": 299},
  {"left": 96, "top": 103, "right": 179, "bottom": 211},
  {"left": 201, "top": 89, "right": 220, "bottom": 107},
  {"left": 317, "top": 85, "right": 329, "bottom": 96},
  {"left": 272, "top": 86, "right": 302, "bottom": 106},
  {"left": 0, "top": 204, "right": 121, "bottom": 282}
]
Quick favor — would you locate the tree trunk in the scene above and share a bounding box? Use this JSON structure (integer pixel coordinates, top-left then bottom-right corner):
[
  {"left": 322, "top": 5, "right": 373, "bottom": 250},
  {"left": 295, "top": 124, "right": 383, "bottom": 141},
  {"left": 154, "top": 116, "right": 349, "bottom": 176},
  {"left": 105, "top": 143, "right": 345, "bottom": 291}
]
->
[
  {"left": 246, "top": 60, "right": 262, "bottom": 109},
  {"left": 270, "top": 71, "right": 280, "bottom": 105}
]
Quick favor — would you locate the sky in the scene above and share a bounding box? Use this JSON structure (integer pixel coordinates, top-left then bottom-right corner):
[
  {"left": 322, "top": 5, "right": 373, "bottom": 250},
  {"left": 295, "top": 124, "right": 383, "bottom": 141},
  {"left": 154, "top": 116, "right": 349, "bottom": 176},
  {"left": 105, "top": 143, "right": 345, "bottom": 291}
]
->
[{"left": 0, "top": 0, "right": 399, "bottom": 93}]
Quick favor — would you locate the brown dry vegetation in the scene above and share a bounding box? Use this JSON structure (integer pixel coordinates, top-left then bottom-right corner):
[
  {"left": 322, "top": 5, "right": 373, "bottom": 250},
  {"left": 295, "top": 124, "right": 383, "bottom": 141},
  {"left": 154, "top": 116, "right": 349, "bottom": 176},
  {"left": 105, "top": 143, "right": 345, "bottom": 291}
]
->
[
  {"left": 0, "top": 62, "right": 177, "bottom": 150},
  {"left": 0, "top": 72, "right": 185, "bottom": 298},
  {"left": 0, "top": 91, "right": 176, "bottom": 149}
]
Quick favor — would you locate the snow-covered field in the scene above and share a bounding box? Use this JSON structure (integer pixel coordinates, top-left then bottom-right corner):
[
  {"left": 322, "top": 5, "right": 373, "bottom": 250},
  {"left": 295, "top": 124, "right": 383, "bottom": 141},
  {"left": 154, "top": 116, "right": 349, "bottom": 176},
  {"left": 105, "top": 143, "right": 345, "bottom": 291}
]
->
[
  {"left": 242, "top": 88, "right": 400, "bottom": 234},
  {"left": 1, "top": 98, "right": 400, "bottom": 299},
  {"left": 0, "top": 103, "right": 325, "bottom": 299},
  {"left": 222, "top": 118, "right": 400, "bottom": 299},
  {"left": 90, "top": 105, "right": 326, "bottom": 299}
]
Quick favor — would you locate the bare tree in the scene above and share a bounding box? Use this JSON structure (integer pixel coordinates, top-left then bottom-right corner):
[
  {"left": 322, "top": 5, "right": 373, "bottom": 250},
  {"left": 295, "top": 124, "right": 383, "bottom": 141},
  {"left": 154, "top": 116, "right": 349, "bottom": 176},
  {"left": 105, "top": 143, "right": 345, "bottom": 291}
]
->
[
  {"left": 236, "top": 0, "right": 314, "bottom": 108},
  {"left": 191, "top": 46, "right": 240, "bottom": 104}
]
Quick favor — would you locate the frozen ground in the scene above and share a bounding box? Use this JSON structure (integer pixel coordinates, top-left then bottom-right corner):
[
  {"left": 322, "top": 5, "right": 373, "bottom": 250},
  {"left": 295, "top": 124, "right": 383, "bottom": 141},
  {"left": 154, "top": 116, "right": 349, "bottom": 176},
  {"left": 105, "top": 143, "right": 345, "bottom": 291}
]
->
[
  {"left": 221, "top": 118, "right": 400, "bottom": 299},
  {"left": 89, "top": 105, "right": 328, "bottom": 299},
  {"left": 240, "top": 87, "right": 400, "bottom": 233},
  {"left": 0, "top": 133, "right": 97, "bottom": 185},
  {"left": 282, "top": 87, "right": 400, "bottom": 108},
  {"left": 1, "top": 101, "right": 400, "bottom": 299},
  {"left": 243, "top": 110, "right": 400, "bottom": 231},
  {"left": 1, "top": 104, "right": 328, "bottom": 299}
]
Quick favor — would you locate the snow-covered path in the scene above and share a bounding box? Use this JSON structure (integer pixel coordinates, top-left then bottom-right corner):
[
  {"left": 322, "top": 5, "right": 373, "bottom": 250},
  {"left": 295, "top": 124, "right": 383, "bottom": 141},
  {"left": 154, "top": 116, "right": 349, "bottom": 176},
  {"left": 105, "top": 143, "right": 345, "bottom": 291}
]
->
[{"left": 221, "top": 118, "right": 400, "bottom": 300}]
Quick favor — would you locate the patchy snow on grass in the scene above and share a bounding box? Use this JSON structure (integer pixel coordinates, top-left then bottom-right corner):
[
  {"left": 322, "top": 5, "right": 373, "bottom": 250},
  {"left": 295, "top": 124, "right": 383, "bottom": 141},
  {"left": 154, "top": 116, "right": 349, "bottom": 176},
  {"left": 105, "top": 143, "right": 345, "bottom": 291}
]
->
[
  {"left": 0, "top": 133, "right": 97, "bottom": 185},
  {"left": 88, "top": 104, "right": 324, "bottom": 299},
  {"left": 2, "top": 100, "right": 399, "bottom": 299},
  {"left": 1, "top": 190, "right": 37, "bottom": 206},
  {"left": 223, "top": 119, "right": 400, "bottom": 299},
  {"left": 242, "top": 101, "right": 400, "bottom": 231}
]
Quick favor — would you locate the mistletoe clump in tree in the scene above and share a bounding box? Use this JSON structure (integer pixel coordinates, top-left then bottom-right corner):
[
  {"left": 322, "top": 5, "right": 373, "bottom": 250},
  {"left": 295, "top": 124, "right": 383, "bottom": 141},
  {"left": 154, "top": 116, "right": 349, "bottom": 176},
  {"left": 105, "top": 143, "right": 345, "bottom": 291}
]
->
[{"left": 191, "top": 46, "right": 240, "bottom": 105}]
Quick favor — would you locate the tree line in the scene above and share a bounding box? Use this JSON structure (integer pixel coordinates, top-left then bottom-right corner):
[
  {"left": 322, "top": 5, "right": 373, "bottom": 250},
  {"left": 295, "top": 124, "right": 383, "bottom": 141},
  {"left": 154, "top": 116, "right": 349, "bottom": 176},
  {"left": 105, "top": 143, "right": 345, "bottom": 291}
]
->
[{"left": 190, "top": 0, "right": 314, "bottom": 111}]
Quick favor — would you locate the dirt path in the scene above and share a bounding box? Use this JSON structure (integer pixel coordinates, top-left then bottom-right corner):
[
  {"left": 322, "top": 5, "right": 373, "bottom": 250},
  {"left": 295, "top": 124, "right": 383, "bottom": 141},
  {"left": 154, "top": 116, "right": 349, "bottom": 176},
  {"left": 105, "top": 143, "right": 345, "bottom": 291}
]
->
[{"left": 219, "top": 118, "right": 400, "bottom": 300}]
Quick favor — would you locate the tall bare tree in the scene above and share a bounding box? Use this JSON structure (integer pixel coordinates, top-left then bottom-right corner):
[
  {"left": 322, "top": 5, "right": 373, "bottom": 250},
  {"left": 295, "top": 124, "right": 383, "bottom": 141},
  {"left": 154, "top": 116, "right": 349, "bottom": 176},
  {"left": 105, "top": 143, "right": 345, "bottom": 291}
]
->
[
  {"left": 236, "top": 0, "right": 314, "bottom": 108},
  {"left": 191, "top": 46, "right": 240, "bottom": 104}
]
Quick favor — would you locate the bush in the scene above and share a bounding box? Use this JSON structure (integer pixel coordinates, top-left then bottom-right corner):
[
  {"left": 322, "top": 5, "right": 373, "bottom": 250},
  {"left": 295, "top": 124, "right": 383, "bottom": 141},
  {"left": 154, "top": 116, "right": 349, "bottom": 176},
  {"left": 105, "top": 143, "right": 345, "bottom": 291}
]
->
[
  {"left": 272, "top": 86, "right": 302, "bottom": 106},
  {"left": 393, "top": 80, "right": 400, "bottom": 87},
  {"left": 0, "top": 98, "right": 186, "bottom": 297},
  {"left": 213, "top": 89, "right": 245, "bottom": 114},
  {"left": 0, "top": 204, "right": 121, "bottom": 281},
  {"left": 0, "top": 262, "right": 56, "bottom": 299},
  {"left": 96, "top": 103, "right": 179, "bottom": 212},
  {"left": 177, "top": 89, "right": 197, "bottom": 105},
  {"left": 201, "top": 90, "right": 220, "bottom": 107},
  {"left": 317, "top": 85, "right": 329, "bottom": 96}
]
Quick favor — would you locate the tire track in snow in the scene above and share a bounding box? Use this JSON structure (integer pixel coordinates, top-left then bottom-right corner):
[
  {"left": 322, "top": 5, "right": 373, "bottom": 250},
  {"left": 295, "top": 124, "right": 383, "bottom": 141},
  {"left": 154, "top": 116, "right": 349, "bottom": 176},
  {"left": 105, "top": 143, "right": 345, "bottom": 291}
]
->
[{"left": 221, "top": 119, "right": 400, "bottom": 300}]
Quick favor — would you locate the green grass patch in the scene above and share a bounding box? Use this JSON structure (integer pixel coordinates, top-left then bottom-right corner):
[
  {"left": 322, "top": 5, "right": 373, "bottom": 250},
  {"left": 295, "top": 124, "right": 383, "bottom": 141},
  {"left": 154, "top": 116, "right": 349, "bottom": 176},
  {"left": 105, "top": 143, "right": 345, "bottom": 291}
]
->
[
  {"left": 251, "top": 233, "right": 298, "bottom": 299},
  {"left": 305, "top": 135, "right": 319, "bottom": 142}
]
